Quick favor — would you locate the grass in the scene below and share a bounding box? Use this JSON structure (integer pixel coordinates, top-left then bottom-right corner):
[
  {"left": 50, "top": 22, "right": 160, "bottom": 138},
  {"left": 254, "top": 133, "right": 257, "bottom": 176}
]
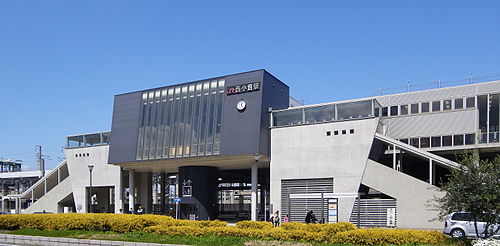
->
[{"left": 3, "top": 229, "right": 463, "bottom": 246}]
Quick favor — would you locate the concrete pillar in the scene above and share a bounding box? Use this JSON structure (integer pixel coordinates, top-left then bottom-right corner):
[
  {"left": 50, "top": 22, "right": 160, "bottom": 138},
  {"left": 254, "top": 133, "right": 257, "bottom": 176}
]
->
[
  {"left": 138, "top": 172, "right": 152, "bottom": 213},
  {"left": 115, "top": 169, "right": 123, "bottom": 213},
  {"left": 128, "top": 169, "right": 135, "bottom": 212},
  {"left": 251, "top": 162, "right": 258, "bottom": 221},
  {"left": 57, "top": 169, "right": 61, "bottom": 184},
  {"left": 392, "top": 144, "right": 397, "bottom": 170},
  {"left": 44, "top": 180, "right": 47, "bottom": 195}
]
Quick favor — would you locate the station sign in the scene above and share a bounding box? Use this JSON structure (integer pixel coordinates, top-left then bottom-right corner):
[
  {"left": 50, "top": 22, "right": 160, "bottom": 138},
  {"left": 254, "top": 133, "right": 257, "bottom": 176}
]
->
[{"left": 227, "top": 82, "right": 260, "bottom": 96}]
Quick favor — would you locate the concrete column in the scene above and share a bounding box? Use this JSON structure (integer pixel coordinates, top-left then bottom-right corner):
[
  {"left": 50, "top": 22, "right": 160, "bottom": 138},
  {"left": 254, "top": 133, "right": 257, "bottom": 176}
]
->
[
  {"left": 128, "top": 169, "right": 135, "bottom": 212},
  {"left": 44, "top": 180, "right": 47, "bottom": 195},
  {"left": 57, "top": 169, "right": 61, "bottom": 184},
  {"left": 392, "top": 144, "right": 397, "bottom": 170},
  {"left": 251, "top": 162, "right": 258, "bottom": 221},
  {"left": 115, "top": 169, "right": 123, "bottom": 213},
  {"left": 31, "top": 190, "right": 34, "bottom": 206}
]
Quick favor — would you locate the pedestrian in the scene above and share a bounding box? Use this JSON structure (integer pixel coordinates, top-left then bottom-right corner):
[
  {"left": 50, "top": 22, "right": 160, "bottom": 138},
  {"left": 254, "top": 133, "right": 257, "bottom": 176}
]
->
[
  {"left": 283, "top": 214, "right": 289, "bottom": 223},
  {"left": 305, "top": 211, "right": 317, "bottom": 223},
  {"left": 137, "top": 205, "right": 145, "bottom": 215},
  {"left": 128, "top": 208, "right": 135, "bottom": 214},
  {"left": 273, "top": 210, "right": 280, "bottom": 227}
]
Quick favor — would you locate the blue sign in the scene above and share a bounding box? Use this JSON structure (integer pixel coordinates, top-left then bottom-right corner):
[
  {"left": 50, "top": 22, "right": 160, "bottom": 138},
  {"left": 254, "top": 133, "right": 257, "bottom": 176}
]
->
[{"left": 173, "top": 198, "right": 181, "bottom": 203}]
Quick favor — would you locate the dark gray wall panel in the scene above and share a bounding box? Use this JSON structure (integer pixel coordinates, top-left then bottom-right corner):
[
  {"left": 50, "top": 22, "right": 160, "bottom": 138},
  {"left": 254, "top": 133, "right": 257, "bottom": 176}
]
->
[
  {"left": 108, "top": 92, "right": 142, "bottom": 163},
  {"left": 220, "top": 70, "right": 264, "bottom": 156},
  {"left": 259, "top": 71, "right": 289, "bottom": 155}
]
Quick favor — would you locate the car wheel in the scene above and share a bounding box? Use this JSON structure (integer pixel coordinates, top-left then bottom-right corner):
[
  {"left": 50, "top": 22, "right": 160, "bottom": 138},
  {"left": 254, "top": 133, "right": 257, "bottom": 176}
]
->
[{"left": 451, "top": 228, "right": 465, "bottom": 239}]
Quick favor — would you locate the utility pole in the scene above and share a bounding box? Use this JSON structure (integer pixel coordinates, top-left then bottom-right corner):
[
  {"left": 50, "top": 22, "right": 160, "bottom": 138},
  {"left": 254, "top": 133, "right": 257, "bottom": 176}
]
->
[{"left": 35, "top": 145, "right": 45, "bottom": 177}]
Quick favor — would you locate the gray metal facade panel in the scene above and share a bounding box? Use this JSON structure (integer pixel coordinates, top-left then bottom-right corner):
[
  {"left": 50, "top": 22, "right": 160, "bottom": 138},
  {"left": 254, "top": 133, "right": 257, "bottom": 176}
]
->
[
  {"left": 219, "top": 70, "right": 265, "bottom": 156},
  {"left": 385, "top": 109, "right": 476, "bottom": 138},
  {"left": 259, "top": 72, "right": 289, "bottom": 155},
  {"left": 477, "top": 80, "right": 500, "bottom": 94},
  {"left": 376, "top": 85, "right": 477, "bottom": 106},
  {"left": 281, "top": 178, "right": 333, "bottom": 223},
  {"left": 108, "top": 92, "right": 142, "bottom": 164},
  {"left": 349, "top": 199, "right": 397, "bottom": 228}
]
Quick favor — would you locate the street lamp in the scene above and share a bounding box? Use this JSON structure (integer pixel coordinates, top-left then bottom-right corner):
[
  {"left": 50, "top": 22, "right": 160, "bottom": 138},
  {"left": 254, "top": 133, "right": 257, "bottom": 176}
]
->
[{"left": 88, "top": 165, "right": 94, "bottom": 213}]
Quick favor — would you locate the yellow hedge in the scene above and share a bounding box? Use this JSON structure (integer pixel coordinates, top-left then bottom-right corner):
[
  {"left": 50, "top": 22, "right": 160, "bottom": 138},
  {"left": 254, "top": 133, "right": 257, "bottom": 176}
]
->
[
  {"left": 0, "top": 214, "right": 447, "bottom": 245},
  {"left": 330, "top": 228, "right": 448, "bottom": 245}
]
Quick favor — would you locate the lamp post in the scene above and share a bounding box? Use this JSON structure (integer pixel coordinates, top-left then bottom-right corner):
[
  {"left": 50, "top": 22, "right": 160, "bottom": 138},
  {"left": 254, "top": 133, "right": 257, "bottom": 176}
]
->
[
  {"left": 251, "top": 154, "right": 259, "bottom": 221},
  {"left": 88, "top": 165, "right": 94, "bottom": 213}
]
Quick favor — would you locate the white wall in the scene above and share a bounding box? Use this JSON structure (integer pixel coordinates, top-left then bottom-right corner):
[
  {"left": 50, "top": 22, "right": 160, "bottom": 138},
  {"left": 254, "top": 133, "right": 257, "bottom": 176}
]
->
[
  {"left": 65, "top": 145, "right": 122, "bottom": 213},
  {"left": 270, "top": 118, "right": 379, "bottom": 222}
]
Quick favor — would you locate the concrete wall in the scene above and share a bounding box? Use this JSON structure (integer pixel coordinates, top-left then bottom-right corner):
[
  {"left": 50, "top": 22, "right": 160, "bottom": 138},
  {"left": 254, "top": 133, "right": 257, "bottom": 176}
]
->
[
  {"left": 270, "top": 118, "right": 379, "bottom": 222},
  {"left": 65, "top": 145, "right": 122, "bottom": 213},
  {"left": 362, "top": 160, "right": 445, "bottom": 229}
]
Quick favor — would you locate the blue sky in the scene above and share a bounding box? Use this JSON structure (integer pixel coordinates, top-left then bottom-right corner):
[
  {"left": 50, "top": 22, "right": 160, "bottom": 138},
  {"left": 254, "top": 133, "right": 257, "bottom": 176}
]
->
[{"left": 1, "top": 1, "right": 499, "bottom": 170}]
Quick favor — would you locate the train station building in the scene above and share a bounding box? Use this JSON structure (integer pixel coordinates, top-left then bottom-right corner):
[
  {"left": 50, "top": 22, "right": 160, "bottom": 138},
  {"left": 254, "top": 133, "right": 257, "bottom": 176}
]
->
[{"left": 13, "top": 69, "right": 500, "bottom": 229}]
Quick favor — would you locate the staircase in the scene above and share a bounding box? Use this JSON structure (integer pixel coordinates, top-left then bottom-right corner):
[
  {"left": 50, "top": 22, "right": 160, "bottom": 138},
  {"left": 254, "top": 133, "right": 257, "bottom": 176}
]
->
[{"left": 20, "top": 160, "right": 72, "bottom": 213}]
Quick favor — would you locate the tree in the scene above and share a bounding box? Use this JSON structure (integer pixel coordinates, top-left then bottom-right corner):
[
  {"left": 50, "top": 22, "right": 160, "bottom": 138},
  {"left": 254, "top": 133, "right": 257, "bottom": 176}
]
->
[{"left": 434, "top": 151, "right": 500, "bottom": 238}]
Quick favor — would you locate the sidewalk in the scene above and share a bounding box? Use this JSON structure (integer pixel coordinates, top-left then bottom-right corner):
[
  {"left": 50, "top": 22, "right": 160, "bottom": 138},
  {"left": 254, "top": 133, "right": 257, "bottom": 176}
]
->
[{"left": 0, "top": 234, "right": 187, "bottom": 246}]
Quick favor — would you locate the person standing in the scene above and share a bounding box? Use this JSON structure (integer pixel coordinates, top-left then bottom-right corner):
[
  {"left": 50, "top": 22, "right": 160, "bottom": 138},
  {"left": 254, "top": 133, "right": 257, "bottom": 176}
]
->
[
  {"left": 305, "top": 211, "right": 317, "bottom": 223},
  {"left": 283, "top": 214, "right": 289, "bottom": 223},
  {"left": 273, "top": 210, "right": 280, "bottom": 227}
]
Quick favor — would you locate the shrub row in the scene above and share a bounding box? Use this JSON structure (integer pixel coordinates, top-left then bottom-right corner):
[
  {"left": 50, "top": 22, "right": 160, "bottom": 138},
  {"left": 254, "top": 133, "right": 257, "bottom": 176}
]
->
[
  {"left": 0, "top": 213, "right": 226, "bottom": 233},
  {"left": 0, "top": 214, "right": 447, "bottom": 245}
]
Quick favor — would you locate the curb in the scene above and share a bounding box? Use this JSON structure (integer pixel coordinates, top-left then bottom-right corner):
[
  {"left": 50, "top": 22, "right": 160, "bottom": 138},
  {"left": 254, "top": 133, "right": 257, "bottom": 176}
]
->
[{"left": 0, "top": 233, "right": 187, "bottom": 246}]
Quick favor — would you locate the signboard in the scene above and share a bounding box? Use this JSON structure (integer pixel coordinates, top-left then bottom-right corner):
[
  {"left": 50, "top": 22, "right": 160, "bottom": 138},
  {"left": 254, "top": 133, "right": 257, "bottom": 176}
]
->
[
  {"left": 328, "top": 198, "right": 338, "bottom": 223},
  {"left": 227, "top": 82, "right": 260, "bottom": 96},
  {"left": 173, "top": 198, "right": 181, "bottom": 203},
  {"left": 182, "top": 179, "right": 192, "bottom": 197},
  {"left": 387, "top": 208, "right": 396, "bottom": 227}
]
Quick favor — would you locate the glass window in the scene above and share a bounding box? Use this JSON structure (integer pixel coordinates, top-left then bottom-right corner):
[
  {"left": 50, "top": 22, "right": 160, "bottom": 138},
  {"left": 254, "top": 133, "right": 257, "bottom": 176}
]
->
[
  {"left": 350, "top": 129, "right": 354, "bottom": 134},
  {"left": 410, "top": 138, "right": 419, "bottom": 148},
  {"left": 183, "top": 85, "right": 195, "bottom": 157},
  {"left": 67, "top": 135, "right": 84, "bottom": 148},
  {"left": 304, "top": 105, "right": 335, "bottom": 123},
  {"left": 432, "top": 101, "right": 441, "bottom": 112},
  {"left": 190, "top": 84, "right": 202, "bottom": 156},
  {"left": 465, "top": 133, "right": 475, "bottom": 145},
  {"left": 273, "top": 109, "right": 303, "bottom": 126},
  {"left": 400, "top": 105, "right": 408, "bottom": 115},
  {"left": 198, "top": 82, "right": 210, "bottom": 156},
  {"left": 334, "top": 131, "right": 339, "bottom": 135},
  {"left": 213, "top": 80, "right": 225, "bottom": 155},
  {"left": 101, "top": 132, "right": 110, "bottom": 144},
  {"left": 337, "top": 100, "right": 372, "bottom": 119},
  {"left": 443, "top": 100, "right": 452, "bottom": 111},
  {"left": 420, "top": 137, "right": 430, "bottom": 148},
  {"left": 410, "top": 103, "right": 419, "bottom": 114},
  {"left": 400, "top": 138, "right": 408, "bottom": 144},
  {"left": 455, "top": 98, "right": 464, "bottom": 109},
  {"left": 390, "top": 106, "right": 398, "bottom": 116},
  {"left": 466, "top": 97, "right": 475, "bottom": 108},
  {"left": 205, "top": 81, "right": 218, "bottom": 155},
  {"left": 342, "top": 130, "right": 346, "bottom": 135},
  {"left": 163, "top": 88, "right": 174, "bottom": 158},
  {"left": 382, "top": 107, "right": 388, "bottom": 117},
  {"left": 421, "top": 102, "right": 430, "bottom": 113},
  {"left": 431, "top": 136, "right": 441, "bottom": 147},
  {"left": 453, "top": 134, "right": 464, "bottom": 146},
  {"left": 442, "top": 135, "right": 452, "bottom": 146},
  {"left": 169, "top": 87, "right": 181, "bottom": 157}
]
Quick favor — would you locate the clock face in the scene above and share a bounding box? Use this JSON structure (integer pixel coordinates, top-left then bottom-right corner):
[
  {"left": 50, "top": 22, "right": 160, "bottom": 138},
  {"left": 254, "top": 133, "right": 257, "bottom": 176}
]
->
[{"left": 236, "top": 100, "right": 247, "bottom": 111}]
